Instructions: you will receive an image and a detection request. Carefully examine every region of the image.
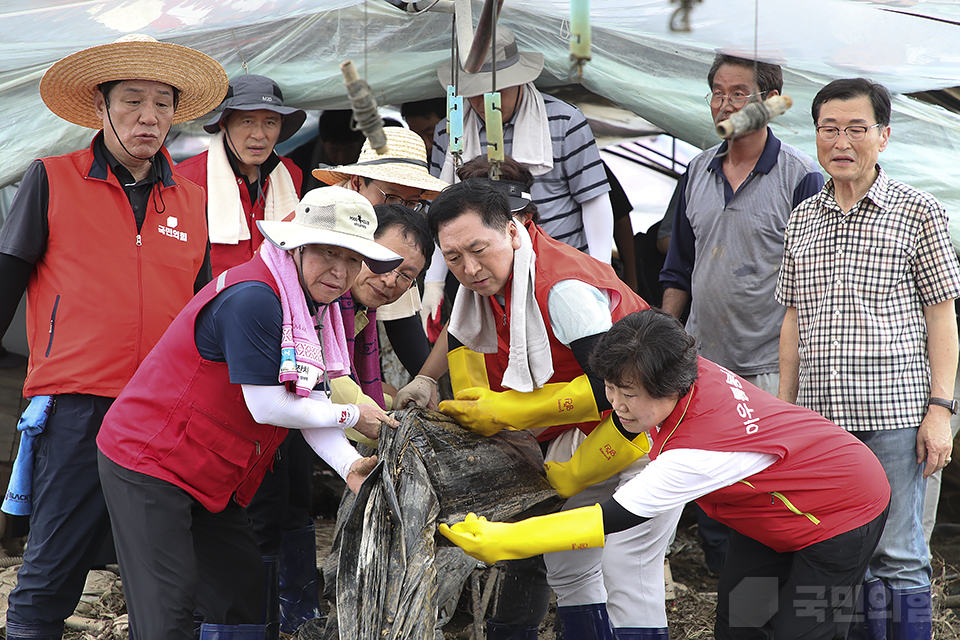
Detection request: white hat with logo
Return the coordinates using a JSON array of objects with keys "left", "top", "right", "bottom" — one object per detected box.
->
[{"left": 257, "top": 186, "right": 402, "bottom": 274}]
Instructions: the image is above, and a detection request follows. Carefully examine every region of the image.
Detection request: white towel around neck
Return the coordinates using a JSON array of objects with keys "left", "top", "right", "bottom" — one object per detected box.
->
[
  {"left": 448, "top": 219, "right": 553, "bottom": 392},
  {"left": 205, "top": 131, "right": 300, "bottom": 245},
  {"left": 439, "top": 82, "right": 553, "bottom": 185}
]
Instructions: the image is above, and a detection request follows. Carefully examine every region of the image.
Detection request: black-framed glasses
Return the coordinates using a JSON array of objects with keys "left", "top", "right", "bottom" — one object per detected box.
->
[
  {"left": 815, "top": 124, "right": 881, "bottom": 142},
  {"left": 370, "top": 183, "right": 427, "bottom": 212},
  {"left": 385, "top": 268, "right": 417, "bottom": 290},
  {"left": 705, "top": 91, "right": 762, "bottom": 108}
]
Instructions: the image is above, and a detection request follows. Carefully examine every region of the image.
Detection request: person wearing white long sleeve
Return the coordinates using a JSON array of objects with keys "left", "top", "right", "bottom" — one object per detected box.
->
[{"left": 96, "top": 187, "right": 402, "bottom": 640}]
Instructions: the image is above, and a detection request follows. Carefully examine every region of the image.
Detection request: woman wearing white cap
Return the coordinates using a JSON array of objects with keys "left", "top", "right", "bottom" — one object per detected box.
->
[{"left": 96, "top": 187, "right": 401, "bottom": 640}]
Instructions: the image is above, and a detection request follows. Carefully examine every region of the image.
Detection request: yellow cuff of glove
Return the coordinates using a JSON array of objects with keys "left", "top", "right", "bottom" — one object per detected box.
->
[
  {"left": 438, "top": 504, "right": 605, "bottom": 564},
  {"left": 545, "top": 414, "right": 651, "bottom": 498}
]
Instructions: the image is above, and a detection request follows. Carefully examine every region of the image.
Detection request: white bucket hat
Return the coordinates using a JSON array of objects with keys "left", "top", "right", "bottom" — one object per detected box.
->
[
  {"left": 40, "top": 34, "right": 228, "bottom": 128},
  {"left": 437, "top": 27, "right": 544, "bottom": 98},
  {"left": 258, "top": 186, "right": 402, "bottom": 274},
  {"left": 312, "top": 127, "right": 450, "bottom": 197}
]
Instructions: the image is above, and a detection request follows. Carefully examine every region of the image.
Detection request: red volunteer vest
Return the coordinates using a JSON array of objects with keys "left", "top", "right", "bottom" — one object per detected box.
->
[
  {"left": 650, "top": 358, "right": 890, "bottom": 552},
  {"left": 97, "top": 255, "right": 286, "bottom": 512},
  {"left": 455, "top": 221, "right": 648, "bottom": 442},
  {"left": 175, "top": 152, "right": 303, "bottom": 278},
  {"left": 25, "top": 141, "right": 207, "bottom": 398}
]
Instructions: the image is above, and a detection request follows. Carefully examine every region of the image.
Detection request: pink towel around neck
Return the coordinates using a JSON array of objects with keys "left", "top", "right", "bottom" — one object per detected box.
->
[{"left": 260, "top": 242, "right": 350, "bottom": 396}]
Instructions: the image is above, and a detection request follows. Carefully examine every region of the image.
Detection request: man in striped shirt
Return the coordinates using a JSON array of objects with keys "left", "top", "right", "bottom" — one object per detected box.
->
[{"left": 424, "top": 27, "right": 614, "bottom": 326}]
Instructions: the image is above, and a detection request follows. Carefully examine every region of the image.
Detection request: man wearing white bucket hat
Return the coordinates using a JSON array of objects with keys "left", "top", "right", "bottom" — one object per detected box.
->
[
  {"left": 97, "top": 186, "right": 401, "bottom": 640},
  {"left": 0, "top": 34, "right": 227, "bottom": 640},
  {"left": 424, "top": 26, "right": 615, "bottom": 333}
]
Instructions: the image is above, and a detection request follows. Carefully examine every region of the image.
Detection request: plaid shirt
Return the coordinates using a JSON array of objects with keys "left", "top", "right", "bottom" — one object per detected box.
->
[{"left": 776, "top": 167, "right": 960, "bottom": 431}]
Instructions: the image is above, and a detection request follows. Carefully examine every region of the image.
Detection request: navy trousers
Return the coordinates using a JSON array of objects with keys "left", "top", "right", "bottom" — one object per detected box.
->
[{"left": 7, "top": 395, "right": 116, "bottom": 639}]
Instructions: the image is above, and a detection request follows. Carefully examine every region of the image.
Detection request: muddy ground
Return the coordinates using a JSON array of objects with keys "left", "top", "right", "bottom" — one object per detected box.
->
[{"left": 3, "top": 481, "right": 960, "bottom": 639}]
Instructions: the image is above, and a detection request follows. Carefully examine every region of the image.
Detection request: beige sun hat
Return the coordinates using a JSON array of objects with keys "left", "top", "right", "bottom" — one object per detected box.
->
[
  {"left": 39, "top": 34, "right": 228, "bottom": 129},
  {"left": 437, "top": 27, "right": 544, "bottom": 98},
  {"left": 312, "top": 127, "right": 450, "bottom": 198},
  {"left": 258, "top": 186, "right": 402, "bottom": 274}
]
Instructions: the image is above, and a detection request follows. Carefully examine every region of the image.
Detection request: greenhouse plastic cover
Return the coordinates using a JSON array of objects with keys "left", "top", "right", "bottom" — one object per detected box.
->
[{"left": 3, "top": 0, "right": 960, "bottom": 245}]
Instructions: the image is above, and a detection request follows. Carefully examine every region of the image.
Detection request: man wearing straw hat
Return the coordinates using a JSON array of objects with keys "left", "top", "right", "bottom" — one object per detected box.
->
[
  {"left": 0, "top": 35, "right": 227, "bottom": 640},
  {"left": 313, "top": 126, "right": 450, "bottom": 376},
  {"left": 424, "top": 26, "right": 614, "bottom": 332},
  {"left": 97, "top": 186, "right": 400, "bottom": 640},
  {"left": 177, "top": 74, "right": 307, "bottom": 279}
]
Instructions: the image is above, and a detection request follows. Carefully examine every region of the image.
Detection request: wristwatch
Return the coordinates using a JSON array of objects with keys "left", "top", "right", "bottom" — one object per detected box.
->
[{"left": 928, "top": 397, "right": 959, "bottom": 415}]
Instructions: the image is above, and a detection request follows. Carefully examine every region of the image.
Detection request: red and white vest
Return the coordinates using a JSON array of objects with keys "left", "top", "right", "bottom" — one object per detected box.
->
[
  {"left": 650, "top": 358, "right": 890, "bottom": 552},
  {"left": 97, "top": 255, "right": 286, "bottom": 512}
]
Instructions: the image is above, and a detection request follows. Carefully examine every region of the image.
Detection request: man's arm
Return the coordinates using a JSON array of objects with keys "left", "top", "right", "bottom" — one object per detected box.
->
[
  {"left": 658, "top": 172, "right": 694, "bottom": 319},
  {"left": 778, "top": 306, "right": 800, "bottom": 403},
  {"left": 661, "top": 288, "right": 690, "bottom": 320},
  {"left": 580, "top": 194, "right": 614, "bottom": 264},
  {"left": 918, "top": 299, "right": 959, "bottom": 477}
]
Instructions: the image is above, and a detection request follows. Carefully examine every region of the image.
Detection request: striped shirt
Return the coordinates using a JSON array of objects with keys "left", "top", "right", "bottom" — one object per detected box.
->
[
  {"left": 430, "top": 92, "right": 609, "bottom": 252},
  {"left": 776, "top": 167, "right": 960, "bottom": 431}
]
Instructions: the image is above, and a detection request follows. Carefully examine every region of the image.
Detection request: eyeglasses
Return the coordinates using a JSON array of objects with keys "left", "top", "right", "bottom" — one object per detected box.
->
[
  {"left": 815, "top": 124, "right": 881, "bottom": 142},
  {"left": 384, "top": 268, "right": 417, "bottom": 290},
  {"left": 705, "top": 91, "right": 762, "bottom": 108},
  {"left": 369, "top": 183, "right": 427, "bottom": 213}
]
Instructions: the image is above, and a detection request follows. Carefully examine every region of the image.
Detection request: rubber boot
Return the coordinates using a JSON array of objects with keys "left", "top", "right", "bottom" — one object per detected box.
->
[
  {"left": 486, "top": 620, "right": 539, "bottom": 639},
  {"left": 888, "top": 586, "right": 932, "bottom": 640},
  {"left": 277, "top": 524, "right": 321, "bottom": 634},
  {"left": 261, "top": 556, "right": 280, "bottom": 640},
  {"left": 848, "top": 578, "right": 888, "bottom": 640},
  {"left": 197, "top": 623, "right": 266, "bottom": 639},
  {"left": 613, "top": 628, "right": 669, "bottom": 639},
  {"left": 556, "top": 603, "right": 614, "bottom": 640}
]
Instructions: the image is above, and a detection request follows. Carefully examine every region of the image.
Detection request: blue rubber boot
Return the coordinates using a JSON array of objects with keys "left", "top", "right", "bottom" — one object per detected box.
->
[
  {"left": 197, "top": 623, "right": 266, "bottom": 639},
  {"left": 613, "top": 628, "right": 669, "bottom": 639},
  {"left": 277, "top": 524, "right": 321, "bottom": 634},
  {"left": 556, "top": 603, "right": 614, "bottom": 640},
  {"left": 261, "top": 556, "right": 279, "bottom": 640},
  {"left": 486, "top": 620, "right": 540, "bottom": 639},
  {"left": 888, "top": 586, "right": 932, "bottom": 640},
  {"left": 848, "top": 578, "right": 888, "bottom": 640}
]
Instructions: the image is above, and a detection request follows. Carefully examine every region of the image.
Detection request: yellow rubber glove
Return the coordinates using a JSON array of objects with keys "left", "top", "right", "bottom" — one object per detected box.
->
[
  {"left": 439, "top": 375, "right": 601, "bottom": 436},
  {"left": 544, "top": 414, "right": 652, "bottom": 498},
  {"left": 329, "top": 376, "right": 380, "bottom": 448},
  {"left": 438, "top": 504, "right": 605, "bottom": 564}
]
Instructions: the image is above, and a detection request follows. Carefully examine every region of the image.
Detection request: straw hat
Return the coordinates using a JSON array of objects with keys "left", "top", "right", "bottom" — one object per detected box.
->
[
  {"left": 203, "top": 74, "right": 307, "bottom": 143},
  {"left": 258, "top": 186, "right": 403, "bottom": 274},
  {"left": 437, "top": 27, "right": 544, "bottom": 98},
  {"left": 312, "top": 128, "right": 450, "bottom": 198},
  {"left": 39, "top": 34, "right": 228, "bottom": 129}
]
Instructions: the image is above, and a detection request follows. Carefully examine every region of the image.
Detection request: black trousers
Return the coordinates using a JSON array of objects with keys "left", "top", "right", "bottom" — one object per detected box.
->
[
  {"left": 715, "top": 507, "right": 888, "bottom": 640},
  {"left": 246, "top": 429, "right": 314, "bottom": 556},
  {"left": 98, "top": 452, "right": 263, "bottom": 640},
  {"left": 7, "top": 395, "right": 116, "bottom": 637}
]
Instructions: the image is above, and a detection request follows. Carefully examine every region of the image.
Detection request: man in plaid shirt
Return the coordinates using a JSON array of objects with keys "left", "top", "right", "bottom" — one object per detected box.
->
[{"left": 776, "top": 77, "right": 960, "bottom": 640}]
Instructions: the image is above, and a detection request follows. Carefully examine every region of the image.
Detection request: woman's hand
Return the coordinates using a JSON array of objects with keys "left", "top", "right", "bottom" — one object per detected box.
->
[
  {"left": 352, "top": 403, "right": 400, "bottom": 440},
  {"left": 346, "top": 455, "right": 378, "bottom": 493}
]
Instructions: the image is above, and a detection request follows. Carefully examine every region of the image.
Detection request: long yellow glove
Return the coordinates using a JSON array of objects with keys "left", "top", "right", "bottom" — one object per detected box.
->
[
  {"left": 544, "top": 414, "right": 651, "bottom": 498},
  {"left": 438, "top": 375, "right": 601, "bottom": 437},
  {"left": 329, "top": 376, "right": 380, "bottom": 448},
  {"left": 438, "top": 504, "right": 605, "bottom": 564}
]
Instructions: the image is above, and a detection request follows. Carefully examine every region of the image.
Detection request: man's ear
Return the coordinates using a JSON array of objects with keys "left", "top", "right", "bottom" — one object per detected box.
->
[
  {"left": 508, "top": 221, "right": 522, "bottom": 250},
  {"left": 93, "top": 90, "right": 108, "bottom": 120}
]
